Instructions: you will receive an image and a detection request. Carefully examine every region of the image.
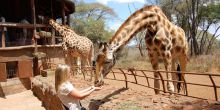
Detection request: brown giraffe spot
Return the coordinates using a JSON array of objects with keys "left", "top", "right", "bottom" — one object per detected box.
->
[
  {"left": 165, "top": 31, "right": 170, "bottom": 38},
  {"left": 167, "top": 23, "right": 171, "bottom": 30},
  {"left": 175, "top": 46, "right": 182, "bottom": 52},
  {"left": 160, "top": 44, "right": 166, "bottom": 51},
  {"left": 124, "top": 26, "right": 130, "bottom": 33},
  {"left": 140, "top": 8, "right": 144, "bottom": 12},
  {"left": 164, "top": 38, "right": 170, "bottom": 44},
  {"left": 172, "top": 38, "right": 176, "bottom": 45},
  {"left": 170, "top": 29, "right": 176, "bottom": 36},
  {"left": 149, "top": 53, "right": 153, "bottom": 58},
  {"left": 171, "top": 49, "right": 174, "bottom": 54},
  {"left": 165, "top": 52, "right": 171, "bottom": 59},
  {"left": 117, "top": 36, "right": 121, "bottom": 42},
  {"left": 157, "top": 52, "right": 161, "bottom": 56},
  {"left": 162, "top": 53, "right": 165, "bottom": 57},
  {"left": 153, "top": 48, "right": 158, "bottom": 51},
  {"left": 133, "top": 20, "right": 139, "bottom": 25},
  {"left": 154, "top": 37, "right": 161, "bottom": 45},
  {"left": 143, "top": 13, "right": 155, "bottom": 20},
  {"left": 163, "top": 19, "right": 166, "bottom": 26},
  {"left": 157, "top": 15, "right": 161, "bottom": 21},
  {"left": 146, "top": 38, "right": 153, "bottom": 46},
  {"left": 149, "top": 21, "right": 157, "bottom": 25},
  {"left": 152, "top": 64, "right": 158, "bottom": 69}
]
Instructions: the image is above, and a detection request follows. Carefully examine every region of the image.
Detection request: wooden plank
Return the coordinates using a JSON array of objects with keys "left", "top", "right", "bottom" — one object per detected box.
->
[
  {"left": 0, "top": 63, "right": 7, "bottom": 82},
  {"left": 18, "top": 60, "right": 33, "bottom": 78}
]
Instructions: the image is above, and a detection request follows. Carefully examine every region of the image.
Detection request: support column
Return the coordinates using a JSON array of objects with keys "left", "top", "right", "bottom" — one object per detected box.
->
[
  {"left": 67, "top": 15, "right": 70, "bottom": 26},
  {"left": 1, "top": 17, "right": 7, "bottom": 48},
  {"left": 61, "top": 0, "right": 66, "bottom": 25},
  {"left": 31, "top": 0, "right": 39, "bottom": 76},
  {"left": 31, "top": 0, "right": 37, "bottom": 52},
  {"left": 1, "top": 29, "right": 5, "bottom": 48}
]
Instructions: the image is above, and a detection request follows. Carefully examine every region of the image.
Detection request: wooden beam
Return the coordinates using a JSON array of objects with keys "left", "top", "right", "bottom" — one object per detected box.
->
[{"left": 0, "top": 22, "right": 48, "bottom": 28}]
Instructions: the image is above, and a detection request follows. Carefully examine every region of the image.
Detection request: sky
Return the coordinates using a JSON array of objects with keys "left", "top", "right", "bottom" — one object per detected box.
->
[
  {"left": 83, "top": 0, "right": 220, "bottom": 40},
  {"left": 84, "top": 0, "right": 146, "bottom": 30}
]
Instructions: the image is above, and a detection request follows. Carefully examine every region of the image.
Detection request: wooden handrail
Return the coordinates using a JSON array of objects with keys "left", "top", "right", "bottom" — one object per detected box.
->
[{"left": 0, "top": 22, "right": 48, "bottom": 28}]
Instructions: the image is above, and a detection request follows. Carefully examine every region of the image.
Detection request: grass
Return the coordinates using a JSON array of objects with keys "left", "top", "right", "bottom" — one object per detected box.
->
[{"left": 115, "top": 47, "right": 220, "bottom": 72}]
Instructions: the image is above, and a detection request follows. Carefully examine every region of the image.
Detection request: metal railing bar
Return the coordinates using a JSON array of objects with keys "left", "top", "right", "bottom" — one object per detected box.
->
[{"left": 209, "top": 75, "right": 218, "bottom": 101}]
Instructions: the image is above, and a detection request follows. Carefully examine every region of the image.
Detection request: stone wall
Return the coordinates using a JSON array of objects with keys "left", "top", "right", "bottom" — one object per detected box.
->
[{"left": 31, "top": 76, "right": 64, "bottom": 110}]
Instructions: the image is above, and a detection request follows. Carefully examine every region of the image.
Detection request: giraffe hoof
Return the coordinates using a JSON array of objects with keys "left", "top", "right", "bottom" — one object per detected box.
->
[{"left": 94, "top": 80, "right": 104, "bottom": 87}]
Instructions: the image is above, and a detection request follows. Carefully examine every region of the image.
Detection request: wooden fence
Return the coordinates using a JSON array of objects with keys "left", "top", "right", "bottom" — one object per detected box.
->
[
  {"left": 80, "top": 66, "right": 220, "bottom": 101},
  {"left": 39, "top": 63, "right": 220, "bottom": 101}
]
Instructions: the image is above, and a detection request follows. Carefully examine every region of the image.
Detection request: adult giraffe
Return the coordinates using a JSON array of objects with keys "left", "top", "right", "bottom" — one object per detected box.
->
[{"left": 94, "top": 5, "right": 188, "bottom": 94}]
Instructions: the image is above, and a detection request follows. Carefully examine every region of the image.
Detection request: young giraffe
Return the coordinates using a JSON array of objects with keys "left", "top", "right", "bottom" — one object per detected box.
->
[
  {"left": 49, "top": 19, "right": 94, "bottom": 79},
  {"left": 94, "top": 5, "right": 188, "bottom": 94}
]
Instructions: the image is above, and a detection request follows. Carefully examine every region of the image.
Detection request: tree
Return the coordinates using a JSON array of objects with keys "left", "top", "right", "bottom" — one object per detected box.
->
[
  {"left": 70, "top": 0, "right": 116, "bottom": 42},
  {"left": 155, "top": 0, "right": 220, "bottom": 55}
]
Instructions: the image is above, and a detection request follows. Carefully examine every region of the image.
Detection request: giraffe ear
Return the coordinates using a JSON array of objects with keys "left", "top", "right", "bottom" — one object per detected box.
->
[
  {"left": 98, "top": 42, "right": 103, "bottom": 49},
  {"left": 103, "top": 42, "right": 107, "bottom": 46}
]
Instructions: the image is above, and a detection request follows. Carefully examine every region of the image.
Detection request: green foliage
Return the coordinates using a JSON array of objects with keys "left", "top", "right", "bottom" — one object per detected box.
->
[
  {"left": 199, "top": 3, "right": 220, "bottom": 23},
  {"left": 70, "top": 0, "right": 116, "bottom": 42},
  {"left": 75, "top": 1, "right": 116, "bottom": 20}
]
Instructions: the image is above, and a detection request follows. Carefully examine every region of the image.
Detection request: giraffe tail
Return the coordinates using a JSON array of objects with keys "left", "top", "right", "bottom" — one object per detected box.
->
[{"left": 177, "top": 64, "right": 182, "bottom": 93}]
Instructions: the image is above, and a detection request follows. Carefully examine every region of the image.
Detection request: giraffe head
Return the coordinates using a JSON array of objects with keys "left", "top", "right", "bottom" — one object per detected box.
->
[
  {"left": 94, "top": 42, "right": 116, "bottom": 86},
  {"left": 49, "top": 19, "right": 55, "bottom": 25}
]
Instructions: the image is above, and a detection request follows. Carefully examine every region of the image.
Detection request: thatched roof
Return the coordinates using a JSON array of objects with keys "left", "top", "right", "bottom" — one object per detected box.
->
[{"left": 0, "top": 0, "right": 75, "bottom": 23}]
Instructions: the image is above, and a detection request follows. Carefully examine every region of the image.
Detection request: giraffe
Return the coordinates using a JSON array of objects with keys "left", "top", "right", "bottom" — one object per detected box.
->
[
  {"left": 94, "top": 5, "right": 188, "bottom": 94},
  {"left": 49, "top": 19, "right": 94, "bottom": 80}
]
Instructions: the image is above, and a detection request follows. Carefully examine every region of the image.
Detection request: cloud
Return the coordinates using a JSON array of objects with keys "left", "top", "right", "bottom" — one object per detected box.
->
[{"left": 97, "top": 0, "right": 145, "bottom": 5}]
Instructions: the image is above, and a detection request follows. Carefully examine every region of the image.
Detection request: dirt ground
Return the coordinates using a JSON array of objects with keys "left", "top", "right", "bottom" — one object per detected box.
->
[
  {"left": 71, "top": 75, "right": 220, "bottom": 110},
  {"left": 0, "top": 70, "right": 220, "bottom": 110},
  {"left": 0, "top": 90, "right": 45, "bottom": 110}
]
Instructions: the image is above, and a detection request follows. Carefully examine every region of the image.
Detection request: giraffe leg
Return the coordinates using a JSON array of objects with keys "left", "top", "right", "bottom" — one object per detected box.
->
[
  {"left": 64, "top": 52, "right": 73, "bottom": 74},
  {"left": 148, "top": 53, "right": 160, "bottom": 94},
  {"left": 86, "top": 58, "right": 93, "bottom": 82},
  {"left": 178, "top": 55, "right": 187, "bottom": 93},
  {"left": 163, "top": 52, "right": 174, "bottom": 93},
  {"left": 76, "top": 57, "right": 82, "bottom": 75},
  {"left": 171, "top": 59, "right": 178, "bottom": 93}
]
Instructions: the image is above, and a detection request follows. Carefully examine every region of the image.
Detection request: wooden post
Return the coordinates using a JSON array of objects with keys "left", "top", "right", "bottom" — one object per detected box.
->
[
  {"left": 67, "top": 15, "right": 70, "bottom": 26},
  {"left": 1, "top": 30, "right": 5, "bottom": 48},
  {"left": 31, "top": 0, "right": 37, "bottom": 52},
  {"left": 209, "top": 75, "right": 218, "bottom": 101},
  {"left": 52, "top": 29, "right": 55, "bottom": 45},
  {"left": 1, "top": 17, "right": 7, "bottom": 48},
  {"left": 61, "top": 0, "right": 66, "bottom": 25},
  {"left": 157, "top": 71, "right": 166, "bottom": 93},
  {"left": 141, "top": 71, "right": 150, "bottom": 87},
  {"left": 128, "top": 68, "right": 137, "bottom": 84},
  {"left": 119, "top": 68, "right": 128, "bottom": 88},
  {"left": 31, "top": 0, "right": 39, "bottom": 76}
]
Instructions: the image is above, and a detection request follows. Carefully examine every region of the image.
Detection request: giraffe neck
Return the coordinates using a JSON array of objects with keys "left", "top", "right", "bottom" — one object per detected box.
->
[
  {"left": 109, "top": 6, "right": 164, "bottom": 52},
  {"left": 49, "top": 20, "right": 75, "bottom": 38}
]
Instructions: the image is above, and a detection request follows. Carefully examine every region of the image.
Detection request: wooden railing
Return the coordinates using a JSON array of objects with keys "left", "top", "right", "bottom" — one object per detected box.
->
[
  {"left": 78, "top": 66, "right": 220, "bottom": 101},
  {"left": 38, "top": 63, "right": 220, "bottom": 101}
]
